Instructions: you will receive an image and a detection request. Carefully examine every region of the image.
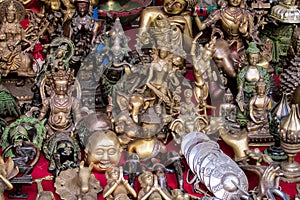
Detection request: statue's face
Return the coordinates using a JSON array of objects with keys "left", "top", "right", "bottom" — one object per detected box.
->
[
  {"left": 256, "top": 85, "right": 266, "bottom": 95},
  {"left": 142, "top": 172, "right": 154, "bottom": 186},
  {"left": 247, "top": 53, "right": 259, "bottom": 66},
  {"left": 76, "top": 2, "right": 89, "bottom": 17},
  {"left": 85, "top": 131, "right": 121, "bottom": 172},
  {"left": 6, "top": 12, "right": 15, "bottom": 23},
  {"left": 163, "top": 0, "right": 187, "bottom": 15},
  {"left": 228, "top": 0, "right": 242, "bottom": 7},
  {"left": 54, "top": 81, "right": 68, "bottom": 95}
]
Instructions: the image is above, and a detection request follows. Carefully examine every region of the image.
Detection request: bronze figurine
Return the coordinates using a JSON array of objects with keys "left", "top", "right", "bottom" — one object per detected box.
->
[
  {"left": 54, "top": 161, "right": 102, "bottom": 200},
  {"left": 38, "top": 64, "right": 81, "bottom": 136},
  {"left": 0, "top": 157, "right": 19, "bottom": 200},
  {"left": 43, "top": 132, "right": 81, "bottom": 176},
  {"left": 33, "top": 176, "right": 55, "bottom": 200},
  {"left": 103, "top": 166, "right": 137, "bottom": 199}
]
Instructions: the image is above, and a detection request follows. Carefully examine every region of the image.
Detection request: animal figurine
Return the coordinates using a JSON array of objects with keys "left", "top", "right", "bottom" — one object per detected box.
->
[{"left": 54, "top": 161, "right": 102, "bottom": 200}]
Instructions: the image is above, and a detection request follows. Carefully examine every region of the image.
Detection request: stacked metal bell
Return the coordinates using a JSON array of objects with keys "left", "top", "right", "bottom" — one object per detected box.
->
[{"left": 181, "top": 132, "right": 248, "bottom": 199}]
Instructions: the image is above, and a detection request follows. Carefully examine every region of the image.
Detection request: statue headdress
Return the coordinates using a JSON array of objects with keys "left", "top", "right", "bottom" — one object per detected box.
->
[{"left": 246, "top": 42, "right": 260, "bottom": 54}]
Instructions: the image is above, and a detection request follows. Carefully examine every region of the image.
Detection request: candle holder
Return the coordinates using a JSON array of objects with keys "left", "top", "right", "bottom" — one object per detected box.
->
[{"left": 279, "top": 104, "right": 300, "bottom": 182}]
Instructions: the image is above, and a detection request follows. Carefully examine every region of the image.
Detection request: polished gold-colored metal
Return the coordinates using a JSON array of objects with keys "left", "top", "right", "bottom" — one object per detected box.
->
[
  {"left": 194, "top": 0, "right": 255, "bottom": 55},
  {"left": 103, "top": 166, "right": 137, "bottom": 199},
  {"left": 139, "top": 0, "right": 197, "bottom": 52},
  {"left": 54, "top": 161, "right": 102, "bottom": 199},
  {"left": 84, "top": 130, "right": 122, "bottom": 172},
  {"left": 38, "top": 66, "right": 81, "bottom": 136},
  {"left": 0, "top": 157, "right": 19, "bottom": 199},
  {"left": 137, "top": 171, "right": 172, "bottom": 200},
  {"left": 0, "top": 0, "right": 35, "bottom": 77},
  {"left": 247, "top": 79, "right": 272, "bottom": 133},
  {"left": 219, "top": 128, "right": 249, "bottom": 162},
  {"left": 279, "top": 104, "right": 300, "bottom": 182},
  {"left": 33, "top": 176, "right": 55, "bottom": 200}
]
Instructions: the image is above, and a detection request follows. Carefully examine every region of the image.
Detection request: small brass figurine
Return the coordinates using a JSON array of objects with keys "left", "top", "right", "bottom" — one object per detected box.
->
[
  {"left": 103, "top": 166, "right": 137, "bottom": 200},
  {"left": 236, "top": 42, "right": 270, "bottom": 127},
  {"left": 138, "top": 0, "right": 198, "bottom": 53},
  {"left": 246, "top": 79, "right": 272, "bottom": 138},
  {"left": 84, "top": 130, "right": 122, "bottom": 172},
  {"left": 138, "top": 171, "right": 172, "bottom": 200},
  {"left": 194, "top": 0, "right": 255, "bottom": 55},
  {"left": 33, "top": 176, "right": 55, "bottom": 200},
  {"left": 0, "top": 157, "right": 19, "bottom": 200},
  {"left": 38, "top": 65, "right": 81, "bottom": 136},
  {"left": 63, "top": 0, "right": 104, "bottom": 67},
  {"left": 219, "top": 89, "right": 240, "bottom": 130},
  {"left": 0, "top": 0, "right": 35, "bottom": 77},
  {"left": 95, "top": 17, "right": 131, "bottom": 111},
  {"left": 43, "top": 132, "right": 81, "bottom": 176},
  {"left": 54, "top": 161, "right": 102, "bottom": 200}
]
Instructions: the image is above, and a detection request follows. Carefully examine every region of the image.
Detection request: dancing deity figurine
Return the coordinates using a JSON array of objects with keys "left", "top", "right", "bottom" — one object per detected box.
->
[
  {"left": 0, "top": 0, "right": 34, "bottom": 77},
  {"left": 38, "top": 65, "right": 81, "bottom": 136},
  {"left": 194, "top": 0, "right": 255, "bottom": 55},
  {"left": 247, "top": 79, "right": 272, "bottom": 135},
  {"left": 103, "top": 166, "right": 137, "bottom": 200},
  {"left": 236, "top": 42, "right": 270, "bottom": 127},
  {"left": 138, "top": 0, "right": 198, "bottom": 52},
  {"left": 95, "top": 17, "right": 131, "bottom": 111}
]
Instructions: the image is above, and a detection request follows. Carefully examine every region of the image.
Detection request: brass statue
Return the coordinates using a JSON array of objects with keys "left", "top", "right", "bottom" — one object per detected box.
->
[
  {"left": 84, "top": 130, "right": 122, "bottom": 172},
  {"left": 63, "top": 0, "right": 104, "bottom": 68},
  {"left": 0, "top": 157, "right": 19, "bottom": 200},
  {"left": 33, "top": 176, "right": 55, "bottom": 200},
  {"left": 103, "top": 166, "right": 137, "bottom": 200},
  {"left": 0, "top": 0, "right": 35, "bottom": 77},
  {"left": 138, "top": 0, "right": 198, "bottom": 52},
  {"left": 247, "top": 79, "right": 272, "bottom": 134},
  {"left": 236, "top": 42, "right": 270, "bottom": 127},
  {"left": 54, "top": 161, "right": 102, "bottom": 200},
  {"left": 38, "top": 65, "right": 81, "bottom": 136},
  {"left": 43, "top": 132, "right": 81, "bottom": 176},
  {"left": 194, "top": 0, "right": 255, "bottom": 55},
  {"left": 95, "top": 17, "right": 131, "bottom": 111},
  {"left": 137, "top": 171, "right": 172, "bottom": 200},
  {"left": 127, "top": 108, "right": 167, "bottom": 162},
  {"left": 219, "top": 89, "right": 240, "bottom": 130}
]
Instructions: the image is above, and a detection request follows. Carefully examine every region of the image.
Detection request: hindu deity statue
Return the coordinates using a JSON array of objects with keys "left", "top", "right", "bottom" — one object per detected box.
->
[
  {"left": 0, "top": 0, "right": 35, "bottom": 78},
  {"left": 138, "top": 0, "right": 198, "bottom": 53},
  {"left": 63, "top": 0, "right": 104, "bottom": 69},
  {"left": 38, "top": 65, "right": 81, "bottom": 136},
  {"left": 194, "top": 0, "right": 255, "bottom": 57},
  {"left": 95, "top": 17, "right": 131, "bottom": 111}
]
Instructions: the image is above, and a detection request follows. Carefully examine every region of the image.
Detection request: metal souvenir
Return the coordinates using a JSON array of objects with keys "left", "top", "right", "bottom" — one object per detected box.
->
[
  {"left": 84, "top": 130, "right": 122, "bottom": 172},
  {"left": 182, "top": 132, "right": 248, "bottom": 199},
  {"left": 43, "top": 132, "right": 81, "bottom": 176},
  {"left": 54, "top": 161, "right": 102, "bottom": 200},
  {"left": 279, "top": 104, "right": 300, "bottom": 182},
  {"left": 103, "top": 166, "right": 137, "bottom": 200},
  {"left": 0, "top": 157, "right": 19, "bottom": 200},
  {"left": 33, "top": 176, "right": 55, "bottom": 200},
  {"left": 270, "top": 0, "right": 300, "bottom": 23}
]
